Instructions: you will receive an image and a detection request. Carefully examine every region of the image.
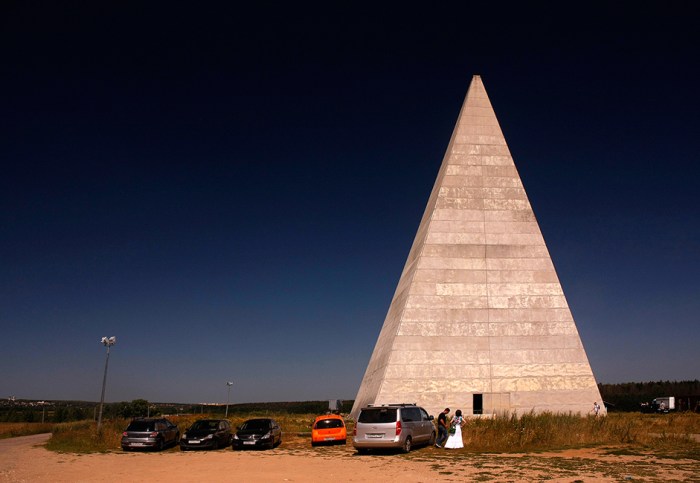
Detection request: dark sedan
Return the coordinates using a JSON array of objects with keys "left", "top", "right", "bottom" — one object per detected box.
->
[
  {"left": 231, "top": 418, "right": 282, "bottom": 450},
  {"left": 180, "top": 419, "right": 232, "bottom": 450}
]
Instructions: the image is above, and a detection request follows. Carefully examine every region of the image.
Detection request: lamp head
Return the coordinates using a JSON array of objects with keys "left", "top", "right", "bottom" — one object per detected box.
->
[{"left": 101, "top": 336, "right": 116, "bottom": 347}]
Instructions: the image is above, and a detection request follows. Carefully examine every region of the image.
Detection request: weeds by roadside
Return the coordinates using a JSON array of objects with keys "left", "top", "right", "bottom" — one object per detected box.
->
[
  {"left": 0, "top": 422, "right": 54, "bottom": 439},
  {"left": 47, "top": 420, "right": 124, "bottom": 453},
  {"left": 463, "top": 411, "right": 700, "bottom": 453}
]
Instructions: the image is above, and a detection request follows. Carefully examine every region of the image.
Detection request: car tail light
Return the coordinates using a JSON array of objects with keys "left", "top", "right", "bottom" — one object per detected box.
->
[
  {"left": 395, "top": 421, "right": 402, "bottom": 436},
  {"left": 122, "top": 432, "right": 128, "bottom": 436},
  {"left": 150, "top": 432, "right": 158, "bottom": 437}
]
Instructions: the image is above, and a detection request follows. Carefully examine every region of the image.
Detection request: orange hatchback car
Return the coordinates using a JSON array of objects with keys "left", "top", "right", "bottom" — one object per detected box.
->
[{"left": 311, "top": 414, "right": 347, "bottom": 446}]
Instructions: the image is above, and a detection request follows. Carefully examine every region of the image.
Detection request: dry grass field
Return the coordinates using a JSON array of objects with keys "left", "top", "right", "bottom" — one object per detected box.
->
[{"left": 0, "top": 422, "right": 54, "bottom": 439}]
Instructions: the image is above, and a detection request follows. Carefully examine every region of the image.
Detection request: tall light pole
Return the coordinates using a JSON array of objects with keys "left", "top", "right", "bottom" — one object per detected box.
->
[
  {"left": 225, "top": 381, "right": 233, "bottom": 417},
  {"left": 97, "top": 336, "right": 116, "bottom": 431}
]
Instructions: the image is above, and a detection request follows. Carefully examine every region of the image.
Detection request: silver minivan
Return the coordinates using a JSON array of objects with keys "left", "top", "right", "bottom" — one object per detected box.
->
[{"left": 353, "top": 404, "right": 435, "bottom": 453}]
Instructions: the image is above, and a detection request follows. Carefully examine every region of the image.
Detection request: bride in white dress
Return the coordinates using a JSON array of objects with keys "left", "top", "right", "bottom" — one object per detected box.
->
[{"left": 444, "top": 409, "right": 465, "bottom": 449}]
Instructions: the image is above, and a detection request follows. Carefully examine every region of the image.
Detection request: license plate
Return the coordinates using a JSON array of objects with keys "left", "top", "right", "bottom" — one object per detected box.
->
[
  {"left": 188, "top": 440, "right": 200, "bottom": 444},
  {"left": 367, "top": 434, "right": 383, "bottom": 438},
  {"left": 131, "top": 442, "right": 145, "bottom": 446},
  {"left": 324, "top": 437, "right": 336, "bottom": 441},
  {"left": 243, "top": 441, "right": 256, "bottom": 445}
]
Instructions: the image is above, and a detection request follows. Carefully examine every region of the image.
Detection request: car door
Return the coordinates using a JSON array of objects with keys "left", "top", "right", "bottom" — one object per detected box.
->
[
  {"left": 155, "top": 421, "right": 167, "bottom": 444},
  {"left": 217, "top": 421, "right": 230, "bottom": 445},
  {"left": 271, "top": 419, "right": 281, "bottom": 443},
  {"left": 401, "top": 408, "right": 419, "bottom": 442},
  {"left": 409, "top": 408, "right": 427, "bottom": 442},
  {"left": 164, "top": 420, "right": 178, "bottom": 444},
  {"left": 419, "top": 408, "right": 433, "bottom": 441}
]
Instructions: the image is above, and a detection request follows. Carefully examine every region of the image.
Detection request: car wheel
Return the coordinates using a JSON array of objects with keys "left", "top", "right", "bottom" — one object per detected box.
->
[
  {"left": 357, "top": 448, "right": 369, "bottom": 455},
  {"left": 157, "top": 437, "right": 165, "bottom": 451},
  {"left": 212, "top": 439, "right": 219, "bottom": 450},
  {"left": 428, "top": 431, "right": 436, "bottom": 446},
  {"left": 402, "top": 436, "right": 412, "bottom": 453}
]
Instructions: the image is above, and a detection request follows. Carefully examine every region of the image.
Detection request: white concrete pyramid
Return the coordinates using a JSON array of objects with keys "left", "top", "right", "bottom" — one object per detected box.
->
[{"left": 352, "top": 75, "right": 603, "bottom": 419}]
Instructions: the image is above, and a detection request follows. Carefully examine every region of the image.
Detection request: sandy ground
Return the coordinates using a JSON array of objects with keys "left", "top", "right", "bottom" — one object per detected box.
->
[{"left": 1, "top": 433, "right": 699, "bottom": 482}]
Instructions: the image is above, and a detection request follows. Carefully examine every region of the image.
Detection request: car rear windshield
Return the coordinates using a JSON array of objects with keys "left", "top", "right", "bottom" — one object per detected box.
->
[
  {"left": 241, "top": 420, "right": 270, "bottom": 431},
  {"left": 126, "top": 421, "right": 155, "bottom": 431},
  {"left": 191, "top": 421, "right": 219, "bottom": 431},
  {"left": 358, "top": 408, "right": 397, "bottom": 424},
  {"left": 314, "top": 418, "right": 344, "bottom": 429}
]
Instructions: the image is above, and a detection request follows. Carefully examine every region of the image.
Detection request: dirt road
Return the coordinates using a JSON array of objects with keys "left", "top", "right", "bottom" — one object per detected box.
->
[{"left": 1, "top": 433, "right": 698, "bottom": 482}]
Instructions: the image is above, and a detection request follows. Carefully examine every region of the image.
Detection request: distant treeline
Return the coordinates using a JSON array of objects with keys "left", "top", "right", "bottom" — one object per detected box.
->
[
  {"left": 599, "top": 380, "right": 700, "bottom": 412},
  {"left": 0, "top": 399, "right": 355, "bottom": 423},
  {"left": 0, "top": 403, "right": 93, "bottom": 423},
  {"left": 223, "top": 400, "right": 354, "bottom": 415},
  {"left": 4, "top": 381, "right": 700, "bottom": 423}
]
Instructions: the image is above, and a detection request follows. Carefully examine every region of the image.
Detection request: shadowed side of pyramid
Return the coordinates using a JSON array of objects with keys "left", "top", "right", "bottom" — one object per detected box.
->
[{"left": 351, "top": 75, "right": 603, "bottom": 419}]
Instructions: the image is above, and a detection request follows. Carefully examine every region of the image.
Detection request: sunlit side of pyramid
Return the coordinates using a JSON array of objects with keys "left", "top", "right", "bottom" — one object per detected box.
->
[{"left": 352, "top": 75, "right": 603, "bottom": 418}]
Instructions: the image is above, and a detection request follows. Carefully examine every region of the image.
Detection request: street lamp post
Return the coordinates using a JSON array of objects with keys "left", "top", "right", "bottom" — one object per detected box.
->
[
  {"left": 225, "top": 381, "right": 233, "bottom": 417},
  {"left": 97, "top": 336, "right": 116, "bottom": 431}
]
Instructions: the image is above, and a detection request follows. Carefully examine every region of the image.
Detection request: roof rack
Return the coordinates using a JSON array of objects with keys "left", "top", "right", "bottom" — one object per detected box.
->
[{"left": 366, "top": 403, "right": 417, "bottom": 407}]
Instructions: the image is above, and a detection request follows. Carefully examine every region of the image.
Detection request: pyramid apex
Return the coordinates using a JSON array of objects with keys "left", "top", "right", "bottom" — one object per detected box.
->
[{"left": 469, "top": 74, "right": 487, "bottom": 92}]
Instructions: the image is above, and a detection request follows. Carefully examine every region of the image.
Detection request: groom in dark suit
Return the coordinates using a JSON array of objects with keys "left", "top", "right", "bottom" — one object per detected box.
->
[{"left": 435, "top": 408, "right": 450, "bottom": 448}]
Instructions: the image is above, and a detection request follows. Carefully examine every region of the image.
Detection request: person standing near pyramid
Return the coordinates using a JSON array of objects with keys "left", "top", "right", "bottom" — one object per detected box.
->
[
  {"left": 435, "top": 407, "right": 450, "bottom": 448},
  {"left": 444, "top": 409, "right": 466, "bottom": 449}
]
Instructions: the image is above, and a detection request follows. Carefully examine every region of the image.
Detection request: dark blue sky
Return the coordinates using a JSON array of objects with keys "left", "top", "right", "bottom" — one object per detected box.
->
[{"left": 1, "top": 2, "right": 698, "bottom": 404}]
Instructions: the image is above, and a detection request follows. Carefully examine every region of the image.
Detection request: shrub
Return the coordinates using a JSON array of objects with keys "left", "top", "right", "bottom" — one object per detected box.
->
[{"left": 463, "top": 412, "right": 700, "bottom": 453}]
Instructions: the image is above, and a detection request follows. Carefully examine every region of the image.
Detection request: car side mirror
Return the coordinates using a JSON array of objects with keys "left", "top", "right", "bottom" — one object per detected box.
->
[{"left": 428, "top": 415, "right": 434, "bottom": 421}]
